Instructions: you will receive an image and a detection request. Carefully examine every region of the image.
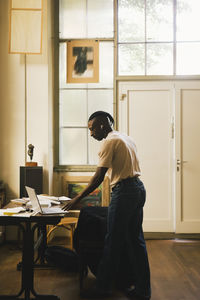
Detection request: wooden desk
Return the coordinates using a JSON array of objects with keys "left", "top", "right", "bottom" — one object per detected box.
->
[{"left": 0, "top": 204, "right": 62, "bottom": 300}]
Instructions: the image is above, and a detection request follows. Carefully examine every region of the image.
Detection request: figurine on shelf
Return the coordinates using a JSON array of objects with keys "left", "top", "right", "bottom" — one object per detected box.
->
[
  {"left": 28, "top": 144, "right": 34, "bottom": 161},
  {"left": 26, "top": 144, "right": 37, "bottom": 167}
]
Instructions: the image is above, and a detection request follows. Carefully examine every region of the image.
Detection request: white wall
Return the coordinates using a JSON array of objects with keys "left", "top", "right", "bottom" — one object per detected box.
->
[{"left": 0, "top": 0, "right": 54, "bottom": 203}]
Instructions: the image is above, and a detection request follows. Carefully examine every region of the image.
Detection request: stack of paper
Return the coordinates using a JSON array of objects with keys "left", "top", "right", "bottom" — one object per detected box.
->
[{"left": 0, "top": 207, "right": 26, "bottom": 216}]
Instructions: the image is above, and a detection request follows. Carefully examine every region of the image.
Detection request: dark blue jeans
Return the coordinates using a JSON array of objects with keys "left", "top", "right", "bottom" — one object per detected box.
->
[{"left": 96, "top": 177, "right": 151, "bottom": 297}]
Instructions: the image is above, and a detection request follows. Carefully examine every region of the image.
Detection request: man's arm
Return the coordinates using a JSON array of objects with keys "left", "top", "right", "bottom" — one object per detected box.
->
[{"left": 63, "top": 167, "right": 108, "bottom": 210}]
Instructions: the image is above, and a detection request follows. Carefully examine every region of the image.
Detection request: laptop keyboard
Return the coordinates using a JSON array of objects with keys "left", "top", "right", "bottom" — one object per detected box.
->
[{"left": 42, "top": 207, "right": 65, "bottom": 214}]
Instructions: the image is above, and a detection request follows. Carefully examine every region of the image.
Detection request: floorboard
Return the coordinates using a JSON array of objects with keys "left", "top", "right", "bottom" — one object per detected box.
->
[{"left": 0, "top": 239, "right": 200, "bottom": 299}]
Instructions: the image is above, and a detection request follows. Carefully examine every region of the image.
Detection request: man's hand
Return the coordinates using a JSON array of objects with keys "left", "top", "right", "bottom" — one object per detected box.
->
[
  {"left": 62, "top": 167, "right": 108, "bottom": 211},
  {"left": 63, "top": 196, "right": 80, "bottom": 211}
]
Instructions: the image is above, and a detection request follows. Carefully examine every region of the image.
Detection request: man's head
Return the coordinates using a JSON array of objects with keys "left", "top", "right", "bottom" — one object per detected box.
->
[{"left": 88, "top": 111, "right": 114, "bottom": 141}]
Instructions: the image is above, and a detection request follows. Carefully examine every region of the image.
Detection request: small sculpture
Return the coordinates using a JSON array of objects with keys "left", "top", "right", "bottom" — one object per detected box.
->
[
  {"left": 26, "top": 144, "right": 37, "bottom": 166},
  {"left": 28, "top": 144, "right": 34, "bottom": 161}
]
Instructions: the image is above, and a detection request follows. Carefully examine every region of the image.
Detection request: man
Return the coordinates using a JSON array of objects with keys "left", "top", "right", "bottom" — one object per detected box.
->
[{"left": 63, "top": 111, "right": 151, "bottom": 299}]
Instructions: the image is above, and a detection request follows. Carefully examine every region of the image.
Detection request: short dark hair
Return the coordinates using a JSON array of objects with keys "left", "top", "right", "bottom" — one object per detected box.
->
[{"left": 88, "top": 111, "right": 114, "bottom": 125}]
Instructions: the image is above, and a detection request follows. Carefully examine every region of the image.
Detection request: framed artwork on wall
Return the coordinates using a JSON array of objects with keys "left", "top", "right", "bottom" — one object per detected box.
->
[
  {"left": 62, "top": 176, "right": 110, "bottom": 209},
  {"left": 67, "top": 40, "right": 99, "bottom": 83},
  {"left": 68, "top": 182, "right": 102, "bottom": 208}
]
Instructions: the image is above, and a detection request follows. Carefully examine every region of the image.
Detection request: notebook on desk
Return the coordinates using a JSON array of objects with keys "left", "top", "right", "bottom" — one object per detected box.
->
[{"left": 25, "top": 186, "right": 68, "bottom": 215}]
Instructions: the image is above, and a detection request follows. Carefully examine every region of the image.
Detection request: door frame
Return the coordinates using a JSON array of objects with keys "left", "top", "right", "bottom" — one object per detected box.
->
[{"left": 175, "top": 81, "right": 200, "bottom": 233}]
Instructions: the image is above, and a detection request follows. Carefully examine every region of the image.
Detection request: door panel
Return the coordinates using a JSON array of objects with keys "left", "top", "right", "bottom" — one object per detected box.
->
[
  {"left": 175, "top": 83, "right": 200, "bottom": 233},
  {"left": 118, "top": 82, "right": 174, "bottom": 232}
]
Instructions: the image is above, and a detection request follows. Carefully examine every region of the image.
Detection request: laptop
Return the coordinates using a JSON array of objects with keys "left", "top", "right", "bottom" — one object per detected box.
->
[{"left": 25, "top": 186, "right": 68, "bottom": 215}]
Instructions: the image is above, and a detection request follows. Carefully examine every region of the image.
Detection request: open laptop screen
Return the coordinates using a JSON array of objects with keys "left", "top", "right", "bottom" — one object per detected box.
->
[
  {"left": 25, "top": 186, "right": 68, "bottom": 215},
  {"left": 25, "top": 186, "right": 42, "bottom": 213}
]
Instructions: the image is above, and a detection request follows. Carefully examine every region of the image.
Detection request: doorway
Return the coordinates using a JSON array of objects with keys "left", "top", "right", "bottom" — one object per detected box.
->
[{"left": 118, "top": 81, "right": 200, "bottom": 233}]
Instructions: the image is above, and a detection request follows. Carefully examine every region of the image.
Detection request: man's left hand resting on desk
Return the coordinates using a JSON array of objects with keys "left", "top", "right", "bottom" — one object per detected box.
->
[{"left": 63, "top": 167, "right": 108, "bottom": 211}]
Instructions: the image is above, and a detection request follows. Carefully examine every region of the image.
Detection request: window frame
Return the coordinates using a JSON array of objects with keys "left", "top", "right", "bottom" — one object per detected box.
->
[
  {"left": 54, "top": 0, "right": 116, "bottom": 172},
  {"left": 117, "top": 0, "right": 200, "bottom": 78},
  {"left": 54, "top": 0, "right": 200, "bottom": 172}
]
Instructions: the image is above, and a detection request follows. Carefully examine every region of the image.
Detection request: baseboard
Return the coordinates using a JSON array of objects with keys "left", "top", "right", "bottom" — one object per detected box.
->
[{"left": 144, "top": 232, "right": 200, "bottom": 240}]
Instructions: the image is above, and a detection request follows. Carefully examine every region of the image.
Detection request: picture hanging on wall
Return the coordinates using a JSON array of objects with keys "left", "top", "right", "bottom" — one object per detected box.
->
[
  {"left": 63, "top": 176, "right": 110, "bottom": 208},
  {"left": 68, "top": 183, "right": 102, "bottom": 208},
  {"left": 67, "top": 40, "right": 99, "bottom": 83}
]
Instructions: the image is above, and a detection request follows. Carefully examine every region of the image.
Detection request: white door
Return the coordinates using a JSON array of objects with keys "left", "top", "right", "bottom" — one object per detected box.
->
[
  {"left": 175, "top": 82, "right": 200, "bottom": 233},
  {"left": 118, "top": 82, "right": 175, "bottom": 232}
]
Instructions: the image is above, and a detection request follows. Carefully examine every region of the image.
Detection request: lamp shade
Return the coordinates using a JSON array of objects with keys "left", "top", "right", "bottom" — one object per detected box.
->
[{"left": 9, "top": 0, "right": 43, "bottom": 54}]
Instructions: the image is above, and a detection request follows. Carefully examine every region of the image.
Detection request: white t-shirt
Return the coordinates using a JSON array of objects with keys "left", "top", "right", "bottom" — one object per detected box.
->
[{"left": 97, "top": 131, "right": 141, "bottom": 187}]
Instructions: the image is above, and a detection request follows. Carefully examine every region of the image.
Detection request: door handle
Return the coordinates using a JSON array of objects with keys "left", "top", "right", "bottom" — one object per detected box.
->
[
  {"left": 177, "top": 159, "right": 188, "bottom": 171},
  {"left": 177, "top": 159, "right": 188, "bottom": 165}
]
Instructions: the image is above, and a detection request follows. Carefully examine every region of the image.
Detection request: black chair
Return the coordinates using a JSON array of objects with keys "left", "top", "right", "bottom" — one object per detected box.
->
[{"left": 73, "top": 206, "right": 108, "bottom": 290}]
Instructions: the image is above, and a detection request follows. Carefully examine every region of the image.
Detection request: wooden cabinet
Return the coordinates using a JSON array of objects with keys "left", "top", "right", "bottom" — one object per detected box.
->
[{"left": 20, "top": 166, "right": 43, "bottom": 198}]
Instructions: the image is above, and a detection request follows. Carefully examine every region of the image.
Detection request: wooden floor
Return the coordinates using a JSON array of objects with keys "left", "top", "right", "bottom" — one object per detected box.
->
[{"left": 0, "top": 239, "right": 200, "bottom": 300}]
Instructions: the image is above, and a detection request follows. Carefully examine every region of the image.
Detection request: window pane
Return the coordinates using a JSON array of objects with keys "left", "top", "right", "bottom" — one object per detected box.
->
[
  {"left": 177, "top": 0, "right": 200, "bottom": 41},
  {"left": 60, "top": 128, "right": 87, "bottom": 165},
  {"left": 146, "top": 0, "right": 173, "bottom": 42},
  {"left": 88, "top": 90, "right": 113, "bottom": 118},
  {"left": 176, "top": 42, "right": 200, "bottom": 75},
  {"left": 88, "top": 134, "right": 103, "bottom": 165},
  {"left": 59, "top": 0, "right": 87, "bottom": 39},
  {"left": 118, "top": 44, "right": 145, "bottom": 75},
  {"left": 59, "top": 0, "right": 113, "bottom": 39},
  {"left": 88, "top": 89, "right": 113, "bottom": 164},
  {"left": 87, "top": 0, "right": 114, "bottom": 38},
  {"left": 60, "top": 90, "right": 87, "bottom": 126},
  {"left": 118, "top": 0, "right": 145, "bottom": 42},
  {"left": 147, "top": 43, "right": 173, "bottom": 75},
  {"left": 88, "top": 42, "right": 114, "bottom": 88}
]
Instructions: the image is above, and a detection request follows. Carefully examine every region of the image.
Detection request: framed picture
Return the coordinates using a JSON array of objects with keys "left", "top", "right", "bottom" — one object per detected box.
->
[
  {"left": 62, "top": 176, "right": 110, "bottom": 209},
  {"left": 68, "top": 183, "right": 102, "bottom": 208},
  {"left": 67, "top": 40, "right": 99, "bottom": 83}
]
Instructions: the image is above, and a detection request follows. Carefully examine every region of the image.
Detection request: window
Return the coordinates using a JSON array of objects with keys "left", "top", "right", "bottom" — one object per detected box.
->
[
  {"left": 58, "top": 0, "right": 114, "bottom": 169},
  {"left": 56, "top": 0, "right": 200, "bottom": 170},
  {"left": 118, "top": 0, "right": 200, "bottom": 76}
]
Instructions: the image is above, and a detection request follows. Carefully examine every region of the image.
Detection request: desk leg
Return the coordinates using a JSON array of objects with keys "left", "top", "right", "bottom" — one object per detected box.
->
[
  {"left": 24, "top": 223, "right": 60, "bottom": 300},
  {"left": 21, "top": 221, "right": 34, "bottom": 298},
  {"left": 0, "top": 222, "right": 60, "bottom": 300},
  {"left": 18, "top": 224, "right": 53, "bottom": 270},
  {"left": 34, "top": 225, "right": 47, "bottom": 266}
]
